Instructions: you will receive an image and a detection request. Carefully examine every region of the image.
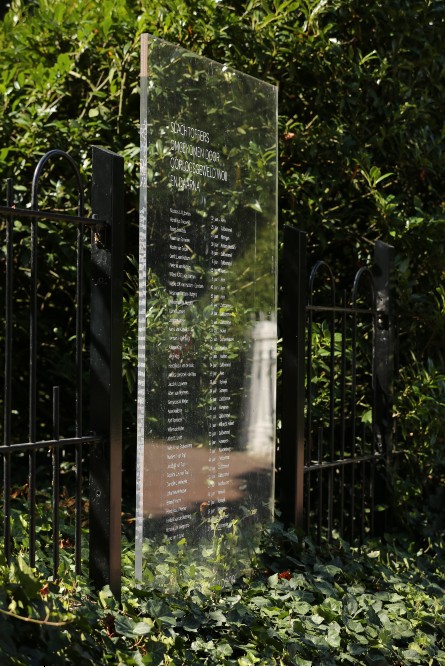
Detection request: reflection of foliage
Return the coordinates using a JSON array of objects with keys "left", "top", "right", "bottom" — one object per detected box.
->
[
  {"left": 226, "top": 221, "right": 276, "bottom": 319},
  {"left": 140, "top": 507, "right": 260, "bottom": 593},
  {"left": 141, "top": 36, "right": 277, "bottom": 454},
  {"left": 143, "top": 35, "right": 277, "bottom": 260}
]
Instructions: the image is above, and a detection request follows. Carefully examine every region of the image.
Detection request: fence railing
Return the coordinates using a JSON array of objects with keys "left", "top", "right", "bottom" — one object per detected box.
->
[
  {"left": 1, "top": 157, "right": 395, "bottom": 592},
  {"left": 0, "top": 147, "right": 123, "bottom": 597},
  {"left": 280, "top": 227, "right": 395, "bottom": 541}
]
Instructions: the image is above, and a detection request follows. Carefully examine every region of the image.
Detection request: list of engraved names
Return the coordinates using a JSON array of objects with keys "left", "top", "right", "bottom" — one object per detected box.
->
[
  {"left": 164, "top": 205, "right": 237, "bottom": 538},
  {"left": 163, "top": 120, "right": 236, "bottom": 537}
]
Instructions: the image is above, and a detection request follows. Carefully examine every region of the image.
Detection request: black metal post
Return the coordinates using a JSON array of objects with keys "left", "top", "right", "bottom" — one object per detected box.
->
[
  {"left": 89, "top": 146, "right": 124, "bottom": 598},
  {"left": 280, "top": 227, "right": 307, "bottom": 528},
  {"left": 373, "top": 240, "right": 395, "bottom": 533}
]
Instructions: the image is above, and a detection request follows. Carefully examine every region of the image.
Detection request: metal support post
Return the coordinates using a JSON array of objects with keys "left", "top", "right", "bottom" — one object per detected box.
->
[
  {"left": 89, "top": 146, "right": 124, "bottom": 598},
  {"left": 280, "top": 227, "right": 307, "bottom": 528}
]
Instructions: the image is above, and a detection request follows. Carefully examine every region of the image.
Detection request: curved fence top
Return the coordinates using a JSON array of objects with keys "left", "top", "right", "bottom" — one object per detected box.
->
[
  {"left": 309, "top": 260, "right": 336, "bottom": 307},
  {"left": 31, "top": 149, "right": 84, "bottom": 216}
]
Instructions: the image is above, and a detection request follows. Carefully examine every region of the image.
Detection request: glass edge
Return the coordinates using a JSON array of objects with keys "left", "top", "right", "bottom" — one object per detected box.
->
[
  {"left": 135, "top": 41, "right": 149, "bottom": 580},
  {"left": 140, "top": 32, "right": 278, "bottom": 92}
]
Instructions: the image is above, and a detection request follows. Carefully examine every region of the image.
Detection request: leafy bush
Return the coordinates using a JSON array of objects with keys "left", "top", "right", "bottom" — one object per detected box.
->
[
  {"left": 1, "top": 0, "right": 445, "bottom": 547},
  {"left": 392, "top": 357, "right": 445, "bottom": 534}
]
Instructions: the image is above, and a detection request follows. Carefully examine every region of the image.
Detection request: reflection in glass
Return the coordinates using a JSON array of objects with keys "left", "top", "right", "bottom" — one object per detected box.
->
[{"left": 136, "top": 34, "right": 278, "bottom": 588}]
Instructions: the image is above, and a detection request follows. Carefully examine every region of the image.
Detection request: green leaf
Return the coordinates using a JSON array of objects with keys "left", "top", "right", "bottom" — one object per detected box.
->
[
  {"left": 215, "top": 640, "right": 233, "bottom": 658},
  {"left": 267, "top": 573, "right": 279, "bottom": 586},
  {"left": 310, "top": 613, "right": 325, "bottom": 626},
  {"left": 319, "top": 597, "right": 342, "bottom": 621},
  {"left": 293, "top": 601, "right": 311, "bottom": 615},
  {"left": 361, "top": 409, "right": 372, "bottom": 424},
  {"left": 247, "top": 199, "right": 263, "bottom": 212},
  {"left": 346, "top": 619, "right": 365, "bottom": 634},
  {"left": 326, "top": 621, "right": 341, "bottom": 648},
  {"left": 250, "top": 595, "right": 269, "bottom": 607},
  {"left": 99, "top": 585, "right": 115, "bottom": 609},
  {"left": 182, "top": 614, "right": 202, "bottom": 632},
  {"left": 343, "top": 594, "right": 359, "bottom": 617},
  {"left": 114, "top": 614, "right": 136, "bottom": 636},
  {"left": 102, "top": 13, "right": 113, "bottom": 36},
  {"left": 209, "top": 609, "right": 227, "bottom": 626},
  {"left": 132, "top": 621, "right": 154, "bottom": 635}
]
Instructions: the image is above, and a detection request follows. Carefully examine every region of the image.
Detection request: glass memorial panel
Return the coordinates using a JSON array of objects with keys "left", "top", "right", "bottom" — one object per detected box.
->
[{"left": 136, "top": 34, "right": 278, "bottom": 589}]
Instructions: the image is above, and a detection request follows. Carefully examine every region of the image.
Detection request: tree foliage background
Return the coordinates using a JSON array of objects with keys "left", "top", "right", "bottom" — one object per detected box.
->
[{"left": 0, "top": 0, "right": 444, "bottom": 531}]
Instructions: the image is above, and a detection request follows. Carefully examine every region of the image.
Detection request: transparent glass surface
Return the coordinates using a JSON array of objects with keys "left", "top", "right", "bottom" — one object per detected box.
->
[{"left": 136, "top": 34, "right": 278, "bottom": 589}]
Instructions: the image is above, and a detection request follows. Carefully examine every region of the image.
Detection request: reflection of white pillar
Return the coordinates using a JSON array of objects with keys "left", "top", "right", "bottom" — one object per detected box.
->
[{"left": 245, "top": 320, "right": 276, "bottom": 459}]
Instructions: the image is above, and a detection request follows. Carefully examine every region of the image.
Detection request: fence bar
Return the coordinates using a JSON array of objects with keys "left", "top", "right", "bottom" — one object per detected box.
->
[
  {"left": 307, "top": 304, "right": 371, "bottom": 315},
  {"left": 305, "top": 470, "right": 311, "bottom": 534},
  {"left": 328, "top": 296, "right": 335, "bottom": 542},
  {"left": 0, "top": 205, "right": 103, "bottom": 226},
  {"left": 339, "top": 291, "right": 347, "bottom": 535},
  {"left": 28, "top": 206, "right": 38, "bottom": 567},
  {"left": 75, "top": 180, "right": 85, "bottom": 576},
  {"left": 0, "top": 435, "right": 100, "bottom": 455},
  {"left": 350, "top": 460, "right": 356, "bottom": 541},
  {"left": 281, "top": 227, "right": 306, "bottom": 528},
  {"left": 3, "top": 178, "right": 13, "bottom": 564},
  {"left": 317, "top": 427, "right": 323, "bottom": 543},
  {"left": 349, "top": 281, "right": 358, "bottom": 540},
  {"left": 89, "top": 146, "right": 124, "bottom": 599},
  {"left": 304, "top": 451, "right": 383, "bottom": 472},
  {"left": 305, "top": 270, "right": 313, "bottom": 535},
  {"left": 360, "top": 424, "right": 366, "bottom": 543},
  {"left": 74, "top": 451, "right": 82, "bottom": 575},
  {"left": 373, "top": 241, "right": 395, "bottom": 533},
  {"left": 306, "top": 283, "right": 313, "bottom": 464},
  {"left": 52, "top": 387, "right": 60, "bottom": 578}
]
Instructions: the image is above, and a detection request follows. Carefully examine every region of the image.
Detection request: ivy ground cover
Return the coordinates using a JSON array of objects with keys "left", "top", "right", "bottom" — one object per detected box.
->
[{"left": 1, "top": 525, "right": 445, "bottom": 665}]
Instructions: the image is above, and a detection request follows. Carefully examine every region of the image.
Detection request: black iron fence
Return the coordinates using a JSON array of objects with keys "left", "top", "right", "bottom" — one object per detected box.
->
[
  {"left": 0, "top": 147, "right": 123, "bottom": 597},
  {"left": 1, "top": 153, "right": 395, "bottom": 592},
  {"left": 280, "top": 226, "right": 395, "bottom": 541}
]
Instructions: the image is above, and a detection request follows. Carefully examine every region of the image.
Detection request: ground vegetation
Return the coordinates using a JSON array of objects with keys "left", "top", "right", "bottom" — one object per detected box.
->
[{"left": 0, "top": 0, "right": 445, "bottom": 663}]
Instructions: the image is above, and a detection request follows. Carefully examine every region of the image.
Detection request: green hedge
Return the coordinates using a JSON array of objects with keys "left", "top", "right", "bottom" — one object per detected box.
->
[{"left": 1, "top": 0, "right": 445, "bottom": 529}]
